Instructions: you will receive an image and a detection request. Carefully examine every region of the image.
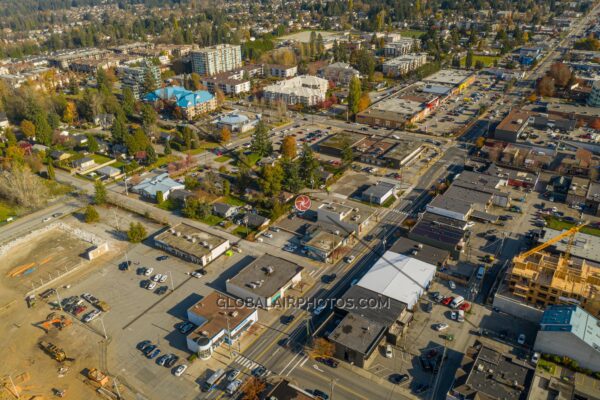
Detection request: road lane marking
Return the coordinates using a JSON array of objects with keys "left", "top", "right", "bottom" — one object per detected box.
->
[
  {"left": 286, "top": 354, "right": 308, "bottom": 376},
  {"left": 279, "top": 352, "right": 300, "bottom": 376}
]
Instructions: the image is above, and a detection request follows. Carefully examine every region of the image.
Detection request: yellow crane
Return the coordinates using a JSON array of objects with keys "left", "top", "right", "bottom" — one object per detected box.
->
[{"left": 517, "top": 221, "right": 588, "bottom": 260}]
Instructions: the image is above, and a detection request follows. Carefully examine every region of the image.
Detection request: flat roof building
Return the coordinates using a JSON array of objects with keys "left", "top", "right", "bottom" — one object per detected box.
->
[
  {"left": 361, "top": 181, "right": 397, "bottom": 205},
  {"left": 263, "top": 75, "right": 328, "bottom": 106},
  {"left": 423, "top": 69, "right": 475, "bottom": 89},
  {"left": 316, "top": 200, "right": 375, "bottom": 236},
  {"left": 191, "top": 44, "right": 242, "bottom": 76},
  {"left": 186, "top": 291, "right": 258, "bottom": 359},
  {"left": 225, "top": 254, "right": 303, "bottom": 309},
  {"left": 316, "top": 131, "right": 367, "bottom": 157},
  {"left": 154, "top": 223, "right": 230, "bottom": 266}
]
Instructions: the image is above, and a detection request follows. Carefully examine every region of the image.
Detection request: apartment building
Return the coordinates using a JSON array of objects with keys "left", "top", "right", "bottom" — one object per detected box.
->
[
  {"left": 117, "top": 60, "right": 160, "bottom": 99},
  {"left": 191, "top": 44, "right": 242, "bottom": 76},
  {"left": 588, "top": 80, "right": 600, "bottom": 107},
  {"left": 263, "top": 75, "right": 328, "bottom": 106},
  {"left": 383, "top": 38, "right": 418, "bottom": 57},
  {"left": 382, "top": 53, "right": 427, "bottom": 77},
  {"left": 318, "top": 62, "right": 360, "bottom": 86}
]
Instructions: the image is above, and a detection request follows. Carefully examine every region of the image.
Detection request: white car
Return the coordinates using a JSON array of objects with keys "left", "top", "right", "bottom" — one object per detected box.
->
[
  {"left": 345, "top": 255, "right": 355, "bottom": 263},
  {"left": 144, "top": 267, "right": 154, "bottom": 276},
  {"left": 152, "top": 274, "right": 162, "bottom": 282},
  {"left": 434, "top": 323, "right": 449, "bottom": 331},
  {"left": 449, "top": 281, "right": 456, "bottom": 290},
  {"left": 451, "top": 311, "right": 458, "bottom": 321},
  {"left": 531, "top": 352, "right": 540, "bottom": 364},
  {"left": 83, "top": 309, "right": 101, "bottom": 323},
  {"left": 263, "top": 232, "right": 273, "bottom": 239},
  {"left": 385, "top": 345, "right": 393, "bottom": 359},
  {"left": 159, "top": 274, "right": 168, "bottom": 283},
  {"left": 146, "top": 281, "right": 157, "bottom": 290},
  {"left": 42, "top": 216, "right": 52, "bottom": 222},
  {"left": 517, "top": 334, "right": 526, "bottom": 345},
  {"left": 190, "top": 271, "right": 203, "bottom": 278},
  {"left": 174, "top": 364, "right": 188, "bottom": 377},
  {"left": 313, "top": 304, "right": 326, "bottom": 316},
  {"left": 82, "top": 293, "right": 98, "bottom": 304}
]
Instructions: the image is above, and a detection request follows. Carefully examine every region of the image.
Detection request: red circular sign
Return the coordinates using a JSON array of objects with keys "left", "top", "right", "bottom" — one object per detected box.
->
[{"left": 294, "top": 195, "right": 312, "bottom": 212}]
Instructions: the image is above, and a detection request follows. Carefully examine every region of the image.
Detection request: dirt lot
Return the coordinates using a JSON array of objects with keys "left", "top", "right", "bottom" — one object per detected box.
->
[{"left": 3, "top": 228, "right": 91, "bottom": 297}]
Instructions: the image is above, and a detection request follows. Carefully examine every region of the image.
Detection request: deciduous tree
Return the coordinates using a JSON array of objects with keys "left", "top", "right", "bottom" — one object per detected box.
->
[
  {"left": 281, "top": 135, "right": 297, "bottom": 159},
  {"left": 348, "top": 76, "right": 362, "bottom": 115},
  {"left": 94, "top": 181, "right": 107, "bottom": 205},
  {"left": 20, "top": 119, "right": 35, "bottom": 138},
  {"left": 312, "top": 337, "right": 334, "bottom": 357},
  {"left": 220, "top": 126, "right": 232, "bottom": 143},
  {"left": 127, "top": 222, "right": 147, "bottom": 243}
]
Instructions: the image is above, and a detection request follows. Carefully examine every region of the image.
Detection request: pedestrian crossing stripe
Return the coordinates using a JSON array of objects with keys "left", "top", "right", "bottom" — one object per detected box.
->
[
  {"left": 389, "top": 209, "right": 408, "bottom": 215},
  {"left": 233, "top": 355, "right": 272, "bottom": 376}
]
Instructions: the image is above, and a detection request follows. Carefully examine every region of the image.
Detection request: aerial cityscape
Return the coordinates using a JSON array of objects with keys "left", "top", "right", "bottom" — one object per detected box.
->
[{"left": 0, "top": 0, "right": 600, "bottom": 399}]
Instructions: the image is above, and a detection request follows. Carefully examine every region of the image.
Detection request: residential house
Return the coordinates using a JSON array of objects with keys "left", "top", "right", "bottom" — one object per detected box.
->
[
  {"left": 131, "top": 173, "right": 185, "bottom": 201},
  {"left": 212, "top": 202, "right": 238, "bottom": 218}
]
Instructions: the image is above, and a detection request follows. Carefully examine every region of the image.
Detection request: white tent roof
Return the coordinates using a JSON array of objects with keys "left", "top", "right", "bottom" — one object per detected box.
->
[{"left": 356, "top": 250, "right": 436, "bottom": 309}]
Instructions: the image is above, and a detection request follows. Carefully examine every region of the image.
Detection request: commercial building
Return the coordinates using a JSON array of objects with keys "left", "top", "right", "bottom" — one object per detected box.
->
[
  {"left": 585, "top": 182, "right": 600, "bottom": 216},
  {"left": 534, "top": 305, "right": 600, "bottom": 372},
  {"left": 528, "top": 368, "right": 600, "bottom": 400},
  {"left": 422, "top": 69, "right": 476, "bottom": 95},
  {"left": 389, "top": 237, "right": 450, "bottom": 267},
  {"left": 328, "top": 312, "right": 387, "bottom": 368},
  {"left": 265, "top": 380, "right": 317, "bottom": 400},
  {"left": 214, "top": 113, "right": 259, "bottom": 133},
  {"left": 588, "top": 80, "right": 600, "bottom": 107},
  {"left": 144, "top": 86, "right": 217, "bottom": 120},
  {"left": 355, "top": 138, "right": 424, "bottom": 168},
  {"left": 301, "top": 223, "right": 351, "bottom": 262},
  {"left": 448, "top": 341, "right": 535, "bottom": 400},
  {"left": 506, "top": 249, "right": 600, "bottom": 317},
  {"left": 361, "top": 181, "right": 397, "bottom": 205},
  {"left": 316, "top": 131, "right": 366, "bottom": 157},
  {"left": 225, "top": 254, "right": 303, "bottom": 309},
  {"left": 262, "top": 75, "right": 329, "bottom": 106},
  {"left": 117, "top": 60, "right": 160, "bottom": 99},
  {"left": 315, "top": 200, "right": 375, "bottom": 235},
  {"left": 494, "top": 109, "right": 576, "bottom": 142},
  {"left": 356, "top": 95, "right": 439, "bottom": 127},
  {"left": 547, "top": 103, "right": 600, "bottom": 124},
  {"left": 318, "top": 62, "right": 360, "bottom": 86},
  {"left": 154, "top": 223, "right": 230, "bottom": 266},
  {"left": 191, "top": 44, "right": 242, "bottom": 76},
  {"left": 186, "top": 292, "right": 258, "bottom": 359},
  {"left": 382, "top": 53, "right": 427, "bottom": 77},
  {"left": 131, "top": 172, "right": 185, "bottom": 201},
  {"left": 408, "top": 212, "right": 468, "bottom": 258}
]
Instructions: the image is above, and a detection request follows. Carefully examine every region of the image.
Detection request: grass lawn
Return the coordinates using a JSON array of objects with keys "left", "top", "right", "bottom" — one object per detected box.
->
[
  {"left": 90, "top": 154, "right": 112, "bottom": 164},
  {"left": 150, "top": 154, "right": 179, "bottom": 169},
  {"left": 222, "top": 195, "right": 246, "bottom": 207},
  {"left": 0, "top": 202, "right": 17, "bottom": 221},
  {"left": 157, "top": 198, "right": 178, "bottom": 211},
  {"left": 543, "top": 216, "right": 600, "bottom": 236},
  {"left": 460, "top": 54, "right": 500, "bottom": 68},
  {"left": 537, "top": 359, "right": 556, "bottom": 375},
  {"left": 399, "top": 29, "right": 426, "bottom": 38},
  {"left": 381, "top": 195, "right": 398, "bottom": 208},
  {"left": 215, "top": 155, "right": 232, "bottom": 163},
  {"left": 200, "top": 214, "right": 224, "bottom": 226},
  {"left": 44, "top": 180, "right": 72, "bottom": 197},
  {"left": 112, "top": 161, "right": 125, "bottom": 169},
  {"left": 233, "top": 225, "right": 253, "bottom": 238}
]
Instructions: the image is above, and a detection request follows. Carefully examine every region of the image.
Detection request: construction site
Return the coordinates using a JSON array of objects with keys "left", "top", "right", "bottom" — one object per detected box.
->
[{"left": 505, "top": 224, "right": 600, "bottom": 317}]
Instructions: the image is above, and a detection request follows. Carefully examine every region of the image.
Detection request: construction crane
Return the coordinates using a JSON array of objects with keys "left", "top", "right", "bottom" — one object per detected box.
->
[{"left": 517, "top": 222, "right": 588, "bottom": 260}]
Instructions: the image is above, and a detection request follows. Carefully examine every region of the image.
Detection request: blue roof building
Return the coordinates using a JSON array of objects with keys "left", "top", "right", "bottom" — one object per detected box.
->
[
  {"left": 534, "top": 305, "right": 600, "bottom": 372},
  {"left": 144, "top": 86, "right": 217, "bottom": 120},
  {"left": 215, "top": 112, "right": 259, "bottom": 133}
]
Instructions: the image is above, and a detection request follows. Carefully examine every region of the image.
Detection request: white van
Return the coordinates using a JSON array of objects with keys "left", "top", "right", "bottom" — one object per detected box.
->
[
  {"left": 457, "top": 310, "right": 465, "bottom": 322},
  {"left": 450, "top": 296, "right": 464, "bottom": 309}
]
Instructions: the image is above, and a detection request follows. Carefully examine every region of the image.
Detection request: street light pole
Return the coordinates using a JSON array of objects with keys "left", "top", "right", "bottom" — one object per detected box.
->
[
  {"left": 168, "top": 270, "right": 174, "bottom": 291},
  {"left": 99, "top": 317, "right": 108, "bottom": 340}
]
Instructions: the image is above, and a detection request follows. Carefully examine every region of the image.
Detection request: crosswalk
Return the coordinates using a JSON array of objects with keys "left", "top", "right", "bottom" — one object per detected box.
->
[
  {"left": 233, "top": 354, "right": 272, "bottom": 377},
  {"left": 389, "top": 209, "right": 409, "bottom": 215}
]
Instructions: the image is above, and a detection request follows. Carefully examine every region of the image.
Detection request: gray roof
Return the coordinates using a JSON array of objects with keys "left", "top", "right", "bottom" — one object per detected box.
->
[
  {"left": 389, "top": 237, "right": 450, "bottom": 266},
  {"left": 337, "top": 285, "right": 407, "bottom": 326},
  {"left": 213, "top": 202, "right": 236, "bottom": 215},
  {"left": 227, "top": 254, "right": 303, "bottom": 298},
  {"left": 244, "top": 213, "right": 270, "bottom": 228},
  {"left": 328, "top": 312, "right": 386, "bottom": 356},
  {"left": 410, "top": 212, "right": 466, "bottom": 246},
  {"left": 428, "top": 193, "right": 473, "bottom": 215},
  {"left": 97, "top": 165, "right": 120, "bottom": 176},
  {"left": 540, "top": 228, "right": 600, "bottom": 263},
  {"left": 132, "top": 173, "right": 185, "bottom": 197},
  {"left": 362, "top": 181, "right": 396, "bottom": 199}
]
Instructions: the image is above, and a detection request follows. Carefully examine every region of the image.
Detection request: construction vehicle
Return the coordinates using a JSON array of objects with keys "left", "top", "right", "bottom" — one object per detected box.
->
[
  {"left": 36, "top": 313, "right": 72, "bottom": 333},
  {"left": 87, "top": 368, "right": 109, "bottom": 387},
  {"left": 516, "top": 222, "right": 588, "bottom": 260},
  {"left": 39, "top": 341, "right": 67, "bottom": 362}
]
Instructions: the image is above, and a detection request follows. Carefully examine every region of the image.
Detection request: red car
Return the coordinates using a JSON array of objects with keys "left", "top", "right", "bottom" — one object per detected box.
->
[
  {"left": 459, "top": 302, "right": 470, "bottom": 311},
  {"left": 441, "top": 297, "right": 454, "bottom": 306}
]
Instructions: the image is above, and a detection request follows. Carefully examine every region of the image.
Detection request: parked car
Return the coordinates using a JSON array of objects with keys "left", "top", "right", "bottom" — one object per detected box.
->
[
  {"left": 82, "top": 293, "right": 99, "bottom": 304},
  {"left": 389, "top": 373, "right": 409, "bottom": 385},
  {"left": 316, "top": 357, "right": 339, "bottom": 368},
  {"left": 178, "top": 322, "right": 195, "bottom": 334},
  {"left": 226, "top": 379, "right": 243, "bottom": 395},
  {"left": 82, "top": 309, "right": 101, "bottom": 323},
  {"left": 517, "top": 334, "right": 526, "bottom": 345},
  {"left": 148, "top": 348, "right": 161, "bottom": 359},
  {"left": 159, "top": 274, "right": 168, "bottom": 283},
  {"left": 451, "top": 311, "right": 458, "bottom": 321},
  {"left": 313, "top": 389, "right": 329, "bottom": 400},
  {"left": 458, "top": 302, "right": 470, "bottom": 311},
  {"left": 385, "top": 345, "right": 393, "bottom": 359},
  {"left": 174, "top": 364, "right": 187, "bottom": 376},
  {"left": 146, "top": 281, "right": 156, "bottom": 290},
  {"left": 433, "top": 323, "right": 449, "bottom": 331},
  {"left": 449, "top": 281, "right": 456, "bottom": 290},
  {"left": 119, "top": 261, "right": 131, "bottom": 270},
  {"left": 263, "top": 232, "right": 273, "bottom": 239},
  {"left": 165, "top": 354, "right": 179, "bottom": 368},
  {"left": 441, "top": 297, "right": 454, "bottom": 306},
  {"left": 345, "top": 255, "right": 355, "bottom": 263},
  {"left": 156, "top": 286, "right": 168, "bottom": 295},
  {"left": 313, "top": 304, "right": 326, "bottom": 315},
  {"left": 144, "top": 267, "right": 154, "bottom": 276},
  {"left": 156, "top": 255, "right": 169, "bottom": 261},
  {"left": 531, "top": 352, "right": 540, "bottom": 364},
  {"left": 190, "top": 271, "right": 203, "bottom": 278},
  {"left": 137, "top": 340, "right": 152, "bottom": 351}
]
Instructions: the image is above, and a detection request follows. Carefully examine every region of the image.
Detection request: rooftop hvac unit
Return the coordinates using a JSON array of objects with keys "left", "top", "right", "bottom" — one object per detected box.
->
[
  {"left": 230, "top": 311, "right": 239, "bottom": 318},
  {"left": 477, "top": 364, "right": 484, "bottom": 372},
  {"left": 417, "top": 244, "right": 423, "bottom": 249},
  {"left": 265, "top": 266, "right": 274, "bottom": 275},
  {"left": 176, "top": 232, "right": 181, "bottom": 237}
]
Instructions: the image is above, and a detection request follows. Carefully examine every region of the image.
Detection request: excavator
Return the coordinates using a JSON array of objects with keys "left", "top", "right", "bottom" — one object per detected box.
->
[
  {"left": 38, "top": 341, "right": 74, "bottom": 363},
  {"left": 35, "top": 313, "right": 72, "bottom": 333}
]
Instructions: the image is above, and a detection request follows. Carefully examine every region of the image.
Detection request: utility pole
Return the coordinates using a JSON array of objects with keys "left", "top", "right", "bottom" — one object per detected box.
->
[{"left": 226, "top": 316, "right": 232, "bottom": 359}]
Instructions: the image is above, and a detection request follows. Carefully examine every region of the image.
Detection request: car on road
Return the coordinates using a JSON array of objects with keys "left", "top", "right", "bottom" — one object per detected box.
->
[
  {"left": 282, "top": 315, "right": 295, "bottom": 325},
  {"left": 315, "top": 357, "right": 338, "bottom": 368},
  {"left": 322, "top": 274, "right": 336, "bottom": 284},
  {"left": 313, "top": 304, "right": 326, "bottom": 315},
  {"left": 449, "top": 281, "right": 456, "bottom": 290},
  {"left": 441, "top": 297, "right": 454, "bottom": 306},
  {"left": 413, "top": 384, "right": 429, "bottom": 395},
  {"left": 226, "top": 379, "right": 243, "bottom": 395},
  {"left": 433, "top": 323, "right": 449, "bottom": 331},
  {"left": 389, "top": 373, "right": 409, "bottom": 385},
  {"left": 345, "top": 255, "right": 355, "bottom": 263},
  {"left": 52, "top": 212, "right": 63, "bottom": 218},
  {"left": 156, "top": 255, "right": 169, "bottom": 261},
  {"left": 226, "top": 369, "right": 240, "bottom": 382},
  {"left": 252, "top": 366, "right": 267, "bottom": 378},
  {"left": 174, "top": 364, "right": 187, "bottom": 376},
  {"left": 518, "top": 334, "right": 526, "bottom": 345},
  {"left": 42, "top": 216, "right": 52, "bottom": 222},
  {"left": 263, "top": 232, "right": 273, "bottom": 239},
  {"left": 312, "top": 389, "right": 329, "bottom": 400}
]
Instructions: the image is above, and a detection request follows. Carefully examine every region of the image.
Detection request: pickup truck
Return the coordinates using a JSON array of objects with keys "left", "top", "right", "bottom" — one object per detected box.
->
[{"left": 95, "top": 300, "right": 110, "bottom": 312}]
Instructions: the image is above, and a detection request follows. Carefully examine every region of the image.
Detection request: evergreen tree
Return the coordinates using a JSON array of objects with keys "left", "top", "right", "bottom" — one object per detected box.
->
[
  {"left": 47, "top": 161, "right": 55, "bottom": 180},
  {"left": 122, "top": 87, "right": 136, "bottom": 118},
  {"left": 465, "top": 50, "right": 474, "bottom": 69},
  {"left": 299, "top": 144, "right": 319, "bottom": 188},
  {"left": 87, "top": 134, "right": 99, "bottom": 152},
  {"left": 348, "top": 76, "right": 362, "bottom": 115},
  {"left": 146, "top": 145, "right": 157, "bottom": 164},
  {"left": 110, "top": 115, "right": 127, "bottom": 143},
  {"left": 94, "top": 181, "right": 107, "bottom": 205},
  {"left": 84, "top": 205, "right": 100, "bottom": 223},
  {"left": 250, "top": 120, "right": 273, "bottom": 157}
]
